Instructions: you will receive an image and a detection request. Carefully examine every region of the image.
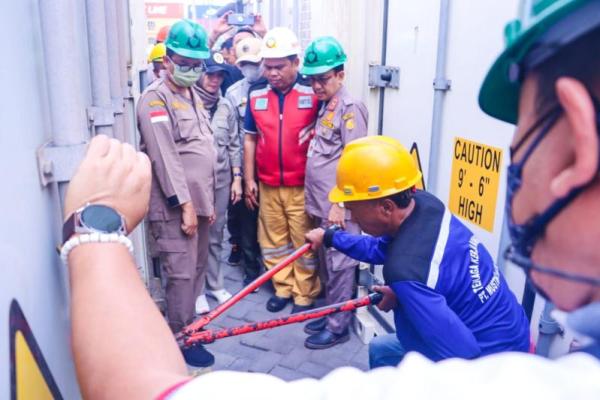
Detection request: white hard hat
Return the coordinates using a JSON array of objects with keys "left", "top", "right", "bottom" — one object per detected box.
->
[
  {"left": 259, "top": 27, "right": 300, "bottom": 59},
  {"left": 235, "top": 37, "right": 263, "bottom": 65}
]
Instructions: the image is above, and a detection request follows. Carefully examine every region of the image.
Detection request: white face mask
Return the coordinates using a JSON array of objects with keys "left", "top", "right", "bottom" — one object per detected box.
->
[{"left": 240, "top": 64, "right": 263, "bottom": 83}]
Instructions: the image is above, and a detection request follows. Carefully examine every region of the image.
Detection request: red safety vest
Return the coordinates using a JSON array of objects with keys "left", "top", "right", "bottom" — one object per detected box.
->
[{"left": 249, "top": 81, "right": 318, "bottom": 186}]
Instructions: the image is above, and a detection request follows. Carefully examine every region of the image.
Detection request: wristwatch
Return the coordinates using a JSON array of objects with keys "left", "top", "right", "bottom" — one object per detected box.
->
[{"left": 62, "top": 204, "right": 127, "bottom": 244}]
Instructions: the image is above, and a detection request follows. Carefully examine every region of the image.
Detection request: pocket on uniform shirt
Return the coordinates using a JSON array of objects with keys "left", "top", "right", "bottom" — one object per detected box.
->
[
  {"left": 317, "top": 125, "right": 335, "bottom": 140},
  {"left": 313, "top": 127, "right": 340, "bottom": 157},
  {"left": 213, "top": 119, "right": 230, "bottom": 146},
  {"left": 174, "top": 116, "right": 199, "bottom": 142}
]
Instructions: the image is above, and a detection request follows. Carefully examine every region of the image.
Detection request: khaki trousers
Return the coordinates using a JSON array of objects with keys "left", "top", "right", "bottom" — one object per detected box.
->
[
  {"left": 149, "top": 216, "right": 210, "bottom": 332},
  {"left": 258, "top": 182, "right": 320, "bottom": 305}
]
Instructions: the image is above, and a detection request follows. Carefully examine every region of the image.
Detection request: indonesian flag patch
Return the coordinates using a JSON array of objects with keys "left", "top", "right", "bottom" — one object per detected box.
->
[{"left": 150, "top": 110, "right": 169, "bottom": 124}]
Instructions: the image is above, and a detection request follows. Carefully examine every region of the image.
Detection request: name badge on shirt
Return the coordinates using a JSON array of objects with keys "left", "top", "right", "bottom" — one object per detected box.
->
[
  {"left": 171, "top": 101, "right": 189, "bottom": 110},
  {"left": 321, "top": 119, "right": 334, "bottom": 129},
  {"left": 255, "top": 98, "right": 268, "bottom": 111},
  {"left": 298, "top": 96, "right": 313, "bottom": 109}
]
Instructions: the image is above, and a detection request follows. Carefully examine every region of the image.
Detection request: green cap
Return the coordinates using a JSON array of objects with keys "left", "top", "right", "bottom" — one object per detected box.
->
[
  {"left": 300, "top": 36, "right": 347, "bottom": 75},
  {"left": 165, "top": 19, "right": 210, "bottom": 60},
  {"left": 479, "top": 0, "right": 600, "bottom": 124}
]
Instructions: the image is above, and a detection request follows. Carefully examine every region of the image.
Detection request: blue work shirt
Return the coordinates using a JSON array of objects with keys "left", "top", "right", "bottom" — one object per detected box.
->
[{"left": 326, "top": 190, "right": 530, "bottom": 361}]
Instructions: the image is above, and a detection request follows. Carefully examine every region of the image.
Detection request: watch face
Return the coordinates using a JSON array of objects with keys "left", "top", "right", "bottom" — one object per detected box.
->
[{"left": 80, "top": 205, "right": 123, "bottom": 233}]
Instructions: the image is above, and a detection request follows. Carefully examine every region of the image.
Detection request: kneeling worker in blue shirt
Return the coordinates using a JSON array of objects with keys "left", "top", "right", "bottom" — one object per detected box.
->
[{"left": 305, "top": 136, "right": 530, "bottom": 368}]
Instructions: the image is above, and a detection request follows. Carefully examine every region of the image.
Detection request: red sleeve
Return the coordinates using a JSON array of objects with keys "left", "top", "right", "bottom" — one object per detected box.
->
[{"left": 155, "top": 378, "right": 193, "bottom": 400}]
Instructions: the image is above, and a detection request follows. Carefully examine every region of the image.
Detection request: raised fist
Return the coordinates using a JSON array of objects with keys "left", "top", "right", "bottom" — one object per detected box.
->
[{"left": 64, "top": 135, "right": 151, "bottom": 233}]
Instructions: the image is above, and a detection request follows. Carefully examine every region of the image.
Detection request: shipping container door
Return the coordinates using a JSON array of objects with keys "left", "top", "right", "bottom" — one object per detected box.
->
[{"left": 0, "top": 1, "right": 81, "bottom": 397}]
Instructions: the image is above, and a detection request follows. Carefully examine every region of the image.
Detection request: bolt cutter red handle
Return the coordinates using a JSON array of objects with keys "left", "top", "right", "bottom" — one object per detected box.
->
[
  {"left": 184, "top": 292, "right": 382, "bottom": 346},
  {"left": 182, "top": 243, "right": 312, "bottom": 336}
]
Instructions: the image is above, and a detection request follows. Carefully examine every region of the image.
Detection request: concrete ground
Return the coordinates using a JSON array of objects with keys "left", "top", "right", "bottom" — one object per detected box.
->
[{"left": 196, "top": 250, "right": 370, "bottom": 381}]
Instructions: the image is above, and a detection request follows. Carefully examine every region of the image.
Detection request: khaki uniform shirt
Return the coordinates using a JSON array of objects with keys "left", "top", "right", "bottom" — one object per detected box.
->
[
  {"left": 137, "top": 78, "right": 216, "bottom": 220},
  {"left": 305, "top": 86, "right": 368, "bottom": 219},
  {"left": 207, "top": 96, "right": 240, "bottom": 189},
  {"left": 225, "top": 78, "right": 250, "bottom": 162}
]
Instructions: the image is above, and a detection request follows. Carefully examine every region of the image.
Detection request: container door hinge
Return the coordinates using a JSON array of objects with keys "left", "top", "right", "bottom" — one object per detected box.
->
[
  {"left": 87, "top": 106, "right": 115, "bottom": 127},
  {"left": 36, "top": 141, "right": 88, "bottom": 186},
  {"left": 433, "top": 78, "right": 451, "bottom": 91},
  {"left": 368, "top": 64, "right": 400, "bottom": 89}
]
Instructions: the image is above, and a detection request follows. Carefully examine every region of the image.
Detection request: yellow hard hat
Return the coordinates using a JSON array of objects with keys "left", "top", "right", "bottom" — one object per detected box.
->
[
  {"left": 362, "top": 135, "right": 405, "bottom": 151},
  {"left": 148, "top": 43, "right": 166, "bottom": 63},
  {"left": 329, "top": 136, "right": 422, "bottom": 203}
]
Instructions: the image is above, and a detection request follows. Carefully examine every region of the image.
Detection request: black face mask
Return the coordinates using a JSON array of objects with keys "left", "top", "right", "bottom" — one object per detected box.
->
[{"left": 504, "top": 100, "right": 600, "bottom": 300}]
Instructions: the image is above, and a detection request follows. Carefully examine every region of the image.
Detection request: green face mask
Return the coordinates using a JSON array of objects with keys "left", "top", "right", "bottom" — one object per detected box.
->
[{"left": 171, "top": 64, "right": 202, "bottom": 87}]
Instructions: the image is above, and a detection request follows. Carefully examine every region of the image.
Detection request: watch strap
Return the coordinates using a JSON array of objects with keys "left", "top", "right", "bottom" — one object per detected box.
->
[{"left": 62, "top": 212, "right": 77, "bottom": 245}]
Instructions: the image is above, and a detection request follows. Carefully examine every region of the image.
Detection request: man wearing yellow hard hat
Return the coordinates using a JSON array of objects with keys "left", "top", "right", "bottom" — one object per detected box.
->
[
  {"left": 306, "top": 136, "right": 530, "bottom": 367},
  {"left": 148, "top": 42, "right": 167, "bottom": 80}
]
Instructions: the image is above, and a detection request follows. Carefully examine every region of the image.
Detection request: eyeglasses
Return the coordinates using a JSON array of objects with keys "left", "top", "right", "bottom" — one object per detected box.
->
[
  {"left": 308, "top": 73, "right": 336, "bottom": 86},
  {"left": 166, "top": 56, "right": 205, "bottom": 73}
]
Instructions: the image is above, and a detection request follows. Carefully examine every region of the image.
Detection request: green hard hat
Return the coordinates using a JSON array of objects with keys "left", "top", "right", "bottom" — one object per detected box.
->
[
  {"left": 301, "top": 36, "right": 347, "bottom": 75},
  {"left": 165, "top": 19, "right": 210, "bottom": 59},
  {"left": 479, "top": 0, "right": 600, "bottom": 124}
]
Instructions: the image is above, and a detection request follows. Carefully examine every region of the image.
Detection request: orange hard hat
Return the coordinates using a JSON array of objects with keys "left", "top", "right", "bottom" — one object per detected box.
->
[{"left": 156, "top": 25, "right": 170, "bottom": 43}]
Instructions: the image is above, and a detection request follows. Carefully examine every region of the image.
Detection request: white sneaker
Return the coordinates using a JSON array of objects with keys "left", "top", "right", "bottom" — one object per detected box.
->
[
  {"left": 195, "top": 295, "right": 210, "bottom": 315},
  {"left": 207, "top": 289, "right": 233, "bottom": 304}
]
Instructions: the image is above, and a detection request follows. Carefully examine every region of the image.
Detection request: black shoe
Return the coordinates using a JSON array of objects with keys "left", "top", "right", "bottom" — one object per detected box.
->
[
  {"left": 182, "top": 345, "right": 215, "bottom": 367},
  {"left": 304, "top": 328, "right": 350, "bottom": 350},
  {"left": 304, "top": 317, "right": 327, "bottom": 335},
  {"left": 243, "top": 275, "right": 259, "bottom": 293},
  {"left": 291, "top": 303, "right": 314, "bottom": 314},
  {"left": 266, "top": 295, "right": 291, "bottom": 312},
  {"left": 228, "top": 244, "right": 242, "bottom": 265}
]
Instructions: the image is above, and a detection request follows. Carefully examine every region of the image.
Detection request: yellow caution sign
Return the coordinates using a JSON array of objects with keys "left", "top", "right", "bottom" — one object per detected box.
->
[
  {"left": 449, "top": 137, "right": 503, "bottom": 232},
  {"left": 10, "top": 300, "right": 63, "bottom": 399},
  {"left": 409, "top": 142, "right": 426, "bottom": 191}
]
